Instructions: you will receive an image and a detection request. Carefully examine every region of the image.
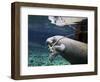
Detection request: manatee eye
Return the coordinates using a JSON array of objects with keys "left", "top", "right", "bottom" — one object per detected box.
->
[
  {"left": 52, "top": 36, "right": 56, "bottom": 43},
  {"left": 46, "top": 40, "right": 53, "bottom": 45},
  {"left": 46, "top": 37, "right": 56, "bottom": 45}
]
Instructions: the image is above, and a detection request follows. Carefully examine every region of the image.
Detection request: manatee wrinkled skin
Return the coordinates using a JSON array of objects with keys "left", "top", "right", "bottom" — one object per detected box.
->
[{"left": 46, "top": 35, "right": 87, "bottom": 64}]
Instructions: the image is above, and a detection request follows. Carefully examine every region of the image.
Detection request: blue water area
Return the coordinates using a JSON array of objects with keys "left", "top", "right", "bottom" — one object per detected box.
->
[{"left": 28, "top": 15, "right": 76, "bottom": 66}]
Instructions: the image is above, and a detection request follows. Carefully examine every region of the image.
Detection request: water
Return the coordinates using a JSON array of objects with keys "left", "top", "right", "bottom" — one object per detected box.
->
[
  {"left": 28, "top": 42, "right": 70, "bottom": 66},
  {"left": 28, "top": 15, "right": 76, "bottom": 66}
]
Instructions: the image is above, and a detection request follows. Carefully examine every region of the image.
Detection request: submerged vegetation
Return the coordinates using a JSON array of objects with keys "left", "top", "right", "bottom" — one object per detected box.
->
[{"left": 28, "top": 42, "right": 70, "bottom": 66}]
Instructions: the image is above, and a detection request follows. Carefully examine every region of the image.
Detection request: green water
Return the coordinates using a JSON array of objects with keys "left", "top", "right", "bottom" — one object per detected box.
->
[{"left": 28, "top": 43, "right": 70, "bottom": 66}]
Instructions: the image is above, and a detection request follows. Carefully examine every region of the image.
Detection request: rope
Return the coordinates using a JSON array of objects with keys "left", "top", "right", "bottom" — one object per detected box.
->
[{"left": 48, "top": 30, "right": 87, "bottom": 53}]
